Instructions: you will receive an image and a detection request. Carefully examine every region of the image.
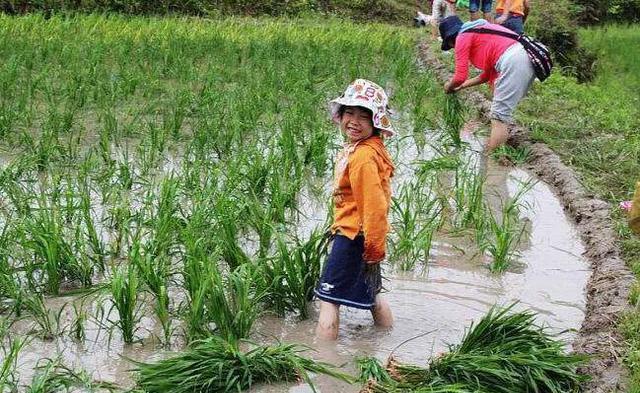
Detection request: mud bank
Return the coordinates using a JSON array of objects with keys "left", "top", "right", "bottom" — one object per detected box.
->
[{"left": 417, "top": 41, "right": 635, "bottom": 392}]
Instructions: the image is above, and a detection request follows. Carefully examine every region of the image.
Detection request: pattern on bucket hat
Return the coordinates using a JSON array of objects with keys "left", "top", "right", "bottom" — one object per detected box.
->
[{"left": 329, "top": 79, "right": 394, "bottom": 137}]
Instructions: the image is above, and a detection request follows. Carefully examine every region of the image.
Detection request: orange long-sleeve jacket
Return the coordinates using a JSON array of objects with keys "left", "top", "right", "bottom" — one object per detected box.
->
[{"left": 331, "top": 136, "right": 394, "bottom": 262}]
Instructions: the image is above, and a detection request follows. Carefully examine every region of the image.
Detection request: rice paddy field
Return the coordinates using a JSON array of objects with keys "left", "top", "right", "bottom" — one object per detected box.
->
[{"left": 0, "top": 13, "right": 591, "bottom": 392}]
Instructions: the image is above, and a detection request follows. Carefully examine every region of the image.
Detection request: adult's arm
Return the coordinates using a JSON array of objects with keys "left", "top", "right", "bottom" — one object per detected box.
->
[
  {"left": 454, "top": 74, "right": 489, "bottom": 91},
  {"left": 446, "top": 33, "right": 471, "bottom": 91}
]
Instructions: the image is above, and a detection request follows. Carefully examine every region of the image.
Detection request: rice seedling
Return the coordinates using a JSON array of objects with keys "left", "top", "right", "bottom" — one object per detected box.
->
[
  {"left": 21, "top": 197, "right": 88, "bottom": 294},
  {"left": 414, "top": 155, "right": 461, "bottom": 177},
  {"left": 20, "top": 292, "right": 63, "bottom": 340},
  {"left": 442, "top": 94, "right": 465, "bottom": 148},
  {"left": 198, "top": 263, "right": 263, "bottom": 344},
  {"left": 479, "top": 180, "right": 534, "bottom": 273},
  {"left": 211, "top": 194, "right": 251, "bottom": 271},
  {"left": 390, "top": 182, "right": 442, "bottom": 270},
  {"left": 70, "top": 301, "right": 87, "bottom": 342},
  {"left": 357, "top": 356, "right": 394, "bottom": 385},
  {"left": 451, "top": 160, "right": 485, "bottom": 231},
  {"left": 0, "top": 333, "right": 27, "bottom": 391},
  {"left": 25, "top": 358, "right": 119, "bottom": 393},
  {"left": 491, "top": 145, "right": 532, "bottom": 166},
  {"left": 365, "top": 305, "right": 587, "bottom": 393},
  {"left": 109, "top": 264, "right": 142, "bottom": 344},
  {"left": 79, "top": 179, "right": 105, "bottom": 272},
  {"left": 133, "top": 336, "right": 354, "bottom": 393},
  {"left": 258, "top": 230, "right": 328, "bottom": 319}
]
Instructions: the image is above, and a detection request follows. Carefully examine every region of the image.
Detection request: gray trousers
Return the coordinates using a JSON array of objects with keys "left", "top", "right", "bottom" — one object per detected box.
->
[{"left": 491, "top": 43, "right": 536, "bottom": 124}]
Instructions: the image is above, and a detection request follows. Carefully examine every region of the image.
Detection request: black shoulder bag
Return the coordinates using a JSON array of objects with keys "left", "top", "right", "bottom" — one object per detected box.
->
[{"left": 466, "top": 27, "right": 553, "bottom": 82}]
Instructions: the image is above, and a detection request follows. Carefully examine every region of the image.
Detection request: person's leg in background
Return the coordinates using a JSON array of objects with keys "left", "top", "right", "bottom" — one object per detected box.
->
[
  {"left": 482, "top": 0, "right": 494, "bottom": 22},
  {"left": 469, "top": 0, "right": 481, "bottom": 20}
]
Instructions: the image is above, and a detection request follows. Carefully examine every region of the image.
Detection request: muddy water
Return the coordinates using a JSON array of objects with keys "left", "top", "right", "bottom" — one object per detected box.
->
[{"left": 7, "top": 129, "right": 590, "bottom": 392}]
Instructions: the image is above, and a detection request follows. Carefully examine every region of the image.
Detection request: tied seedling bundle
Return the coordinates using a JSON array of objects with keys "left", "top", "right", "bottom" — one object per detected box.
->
[
  {"left": 361, "top": 304, "right": 588, "bottom": 393},
  {"left": 133, "top": 336, "right": 353, "bottom": 393}
]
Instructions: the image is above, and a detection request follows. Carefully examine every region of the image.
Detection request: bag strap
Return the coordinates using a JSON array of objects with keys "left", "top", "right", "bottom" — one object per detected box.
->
[{"left": 465, "top": 27, "right": 521, "bottom": 41}]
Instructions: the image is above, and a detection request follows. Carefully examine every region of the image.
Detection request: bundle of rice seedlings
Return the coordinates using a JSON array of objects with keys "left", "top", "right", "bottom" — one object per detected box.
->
[
  {"left": 364, "top": 305, "right": 587, "bottom": 393},
  {"left": 442, "top": 94, "right": 465, "bottom": 148},
  {"left": 133, "top": 336, "right": 353, "bottom": 393},
  {"left": 357, "top": 356, "right": 394, "bottom": 385}
]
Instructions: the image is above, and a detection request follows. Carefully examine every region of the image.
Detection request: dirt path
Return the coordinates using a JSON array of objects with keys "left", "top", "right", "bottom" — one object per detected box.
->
[{"left": 417, "top": 41, "right": 635, "bottom": 393}]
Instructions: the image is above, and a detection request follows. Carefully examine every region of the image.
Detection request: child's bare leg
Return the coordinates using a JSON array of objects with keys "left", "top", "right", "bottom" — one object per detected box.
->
[
  {"left": 371, "top": 295, "right": 393, "bottom": 327},
  {"left": 316, "top": 301, "right": 340, "bottom": 340}
]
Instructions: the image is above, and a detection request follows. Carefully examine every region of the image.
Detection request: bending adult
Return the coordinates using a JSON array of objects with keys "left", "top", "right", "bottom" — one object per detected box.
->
[{"left": 440, "top": 16, "right": 535, "bottom": 152}]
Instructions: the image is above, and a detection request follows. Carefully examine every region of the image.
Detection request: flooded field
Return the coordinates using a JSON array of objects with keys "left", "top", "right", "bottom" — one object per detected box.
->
[
  {"left": 3, "top": 128, "right": 590, "bottom": 392},
  {"left": 0, "top": 15, "right": 589, "bottom": 392}
]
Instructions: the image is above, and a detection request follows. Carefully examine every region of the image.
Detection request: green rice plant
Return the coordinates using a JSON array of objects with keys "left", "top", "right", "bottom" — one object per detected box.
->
[
  {"left": 20, "top": 292, "right": 63, "bottom": 340},
  {"left": 258, "top": 230, "right": 328, "bottom": 319},
  {"left": 480, "top": 205, "right": 525, "bottom": 273},
  {"left": 133, "top": 336, "right": 354, "bottom": 393},
  {"left": 366, "top": 305, "right": 587, "bottom": 392},
  {"left": 146, "top": 175, "right": 182, "bottom": 261},
  {"left": 442, "top": 94, "right": 465, "bottom": 148},
  {"left": 70, "top": 301, "right": 87, "bottom": 342},
  {"left": 390, "top": 182, "right": 442, "bottom": 270},
  {"left": 491, "top": 145, "right": 532, "bottom": 165},
  {"left": 21, "top": 195, "right": 89, "bottom": 294},
  {"left": 109, "top": 264, "right": 141, "bottom": 344},
  {"left": 451, "top": 160, "right": 485, "bottom": 231},
  {"left": 0, "top": 334, "right": 27, "bottom": 391},
  {"left": 130, "top": 232, "right": 172, "bottom": 344},
  {"left": 211, "top": 194, "right": 251, "bottom": 271},
  {"left": 106, "top": 194, "right": 133, "bottom": 258},
  {"left": 25, "top": 358, "right": 119, "bottom": 393},
  {"left": 79, "top": 179, "right": 105, "bottom": 272},
  {"left": 415, "top": 155, "right": 461, "bottom": 178},
  {"left": 479, "top": 181, "right": 534, "bottom": 273},
  {"left": 357, "top": 356, "right": 394, "bottom": 385},
  {"left": 197, "top": 263, "right": 263, "bottom": 345}
]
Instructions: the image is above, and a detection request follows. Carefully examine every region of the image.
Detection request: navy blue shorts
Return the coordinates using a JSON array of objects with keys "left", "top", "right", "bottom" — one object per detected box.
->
[
  {"left": 314, "top": 235, "right": 382, "bottom": 310},
  {"left": 469, "top": 0, "right": 492, "bottom": 13},
  {"left": 496, "top": 13, "right": 524, "bottom": 34}
]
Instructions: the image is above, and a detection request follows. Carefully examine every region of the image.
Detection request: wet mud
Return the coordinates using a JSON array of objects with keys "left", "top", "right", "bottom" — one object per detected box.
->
[{"left": 417, "top": 40, "right": 634, "bottom": 392}]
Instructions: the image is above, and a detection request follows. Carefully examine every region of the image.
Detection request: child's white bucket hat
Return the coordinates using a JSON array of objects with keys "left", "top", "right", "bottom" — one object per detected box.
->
[{"left": 329, "top": 79, "right": 394, "bottom": 137}]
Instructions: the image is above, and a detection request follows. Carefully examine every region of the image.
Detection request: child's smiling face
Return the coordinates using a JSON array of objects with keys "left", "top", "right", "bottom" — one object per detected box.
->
[{"left": 340, "top": 106, "right": 374, "bottom": 142}]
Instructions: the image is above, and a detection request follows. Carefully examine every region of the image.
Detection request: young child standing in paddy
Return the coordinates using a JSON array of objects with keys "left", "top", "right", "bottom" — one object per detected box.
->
[{"left": 315, "top": 79, "right": 395, "bottom": 340}]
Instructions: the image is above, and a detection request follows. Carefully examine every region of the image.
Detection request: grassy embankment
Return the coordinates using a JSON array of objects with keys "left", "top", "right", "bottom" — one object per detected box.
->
[{"left": 518, "top": 24, "right": 640, "bottom": 391}]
